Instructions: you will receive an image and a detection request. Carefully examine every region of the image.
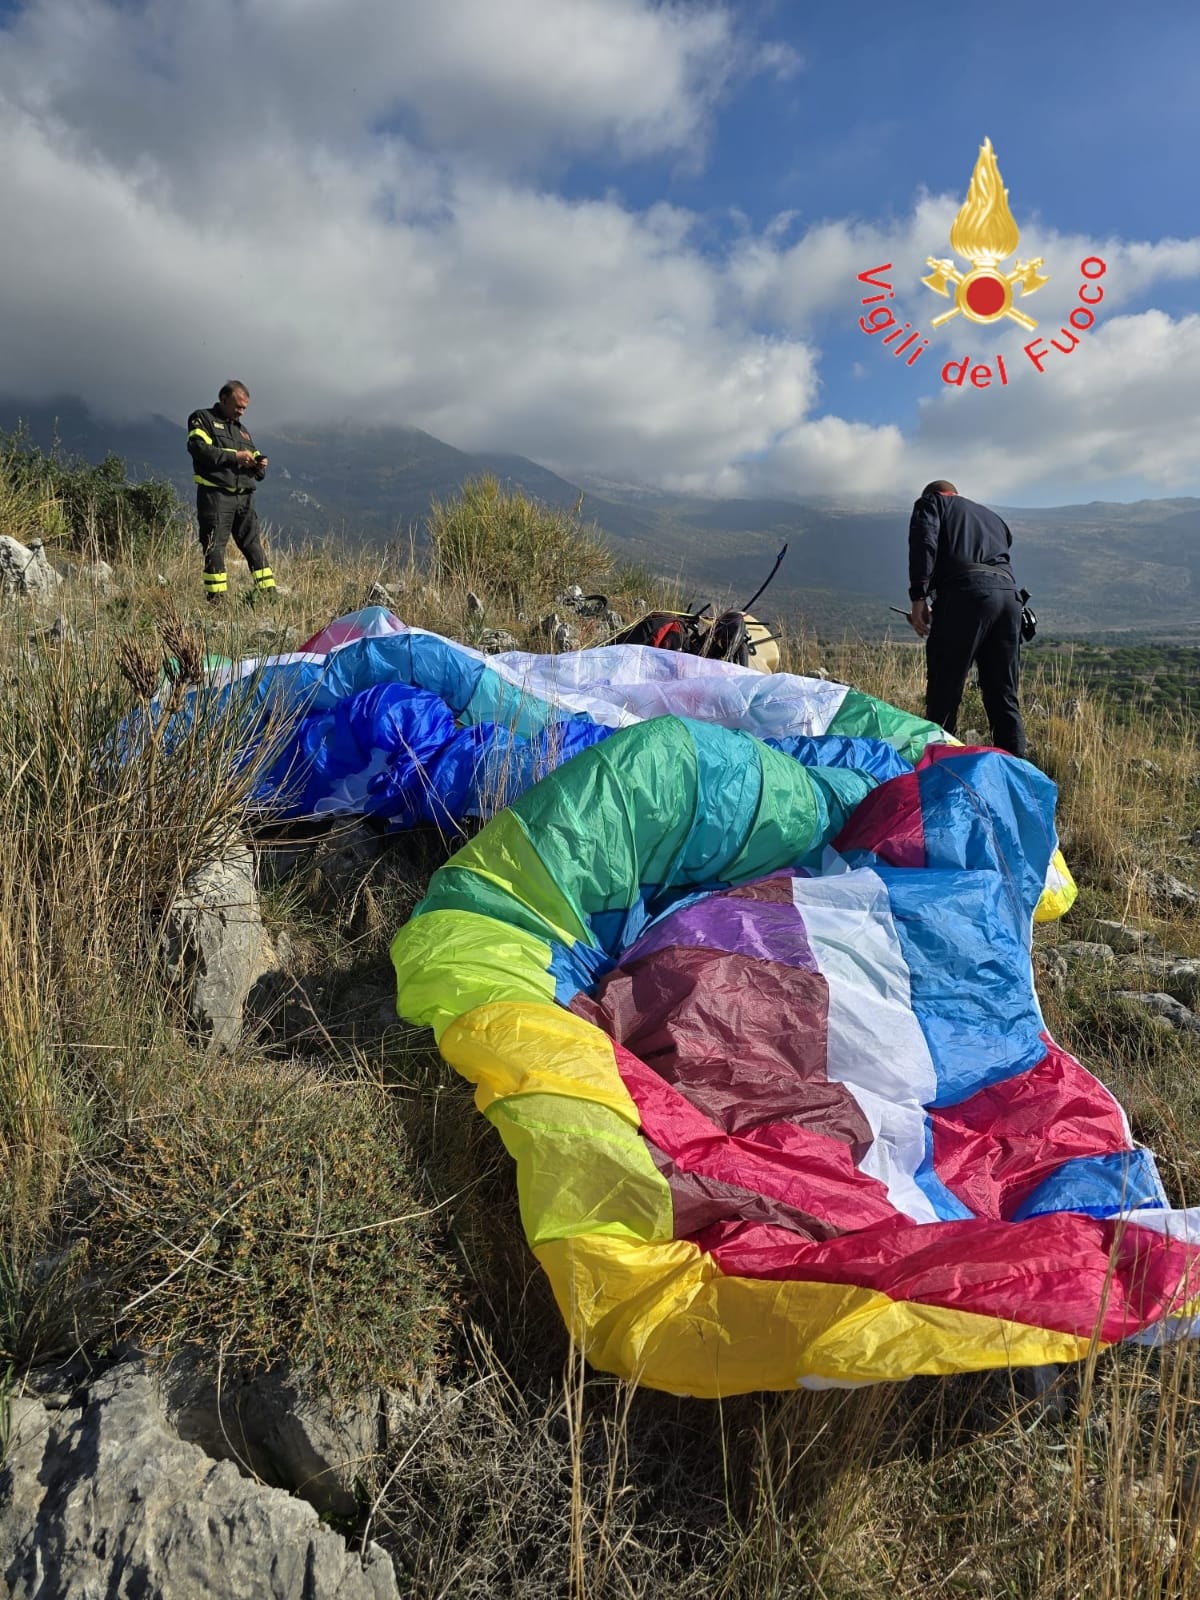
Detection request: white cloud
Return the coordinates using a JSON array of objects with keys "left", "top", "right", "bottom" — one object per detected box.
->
[
  {"left": 0, "top": 0, "right": 1196, "bottom": 504},
  {"left": 911, "top": 310, "right": 1200, "bottom": 501}
]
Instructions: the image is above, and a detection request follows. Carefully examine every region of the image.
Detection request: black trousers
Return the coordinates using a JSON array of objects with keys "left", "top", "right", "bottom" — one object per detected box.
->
[
  {"left": 925, "top": 573, "right": 1027, "bottom": 758},
  {"left": 197, "top": 488, "right": 267, "bottom": 578}
]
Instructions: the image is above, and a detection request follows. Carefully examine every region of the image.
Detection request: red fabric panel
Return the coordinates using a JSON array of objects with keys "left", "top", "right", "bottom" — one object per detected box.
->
[
  {"left": 698, "top": 1212, "right": 1200, "bottom": 1342},
  {"left": 930, "top": 1038, "right": 1132, "bottom": 1219},
  {"left": 645, "top": 1144, "right": 836, "bottom": 1242},
  {"left": 917, "top": 743, "right": 1000, "bottom": 768},
  {"left": 589, "top": 948, "right": 871, "bottom": 1149},
  {"left": 613, "top": 1043, "right": 897, "bottom": 1235},
  {"left": 833, "top": 770, "right": 926, "bottom": 868}
]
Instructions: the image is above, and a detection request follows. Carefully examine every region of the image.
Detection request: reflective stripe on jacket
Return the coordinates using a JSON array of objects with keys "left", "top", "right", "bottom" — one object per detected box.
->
[{"left": 186, "top": 405, "right": 264, "bottom": 494}]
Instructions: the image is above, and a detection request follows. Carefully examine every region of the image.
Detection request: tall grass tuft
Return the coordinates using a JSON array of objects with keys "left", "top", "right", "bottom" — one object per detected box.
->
[{"left": 427, "top": 474, "right": 613, "bottom": 611}]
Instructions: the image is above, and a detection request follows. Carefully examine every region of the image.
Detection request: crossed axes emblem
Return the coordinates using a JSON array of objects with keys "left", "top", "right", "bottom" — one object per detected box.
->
[{"left": 922, "top": 257, "right": 1050, "bottom": 330}]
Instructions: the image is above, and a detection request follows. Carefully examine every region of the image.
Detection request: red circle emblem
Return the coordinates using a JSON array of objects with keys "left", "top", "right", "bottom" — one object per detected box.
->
[{"left": 964, "top": 273, "right": 1007, "bottom": 317}]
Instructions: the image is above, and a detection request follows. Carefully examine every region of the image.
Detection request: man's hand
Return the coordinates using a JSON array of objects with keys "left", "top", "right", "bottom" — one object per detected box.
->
[
  {"left": 255, "top": 454, "right": 268, "bottom": 469},
  {"left": 907, "top": 598, "right": 931, "bottom": 638},
  {"left": 234, "top": 449, "right": 257, "bottom": 467}
]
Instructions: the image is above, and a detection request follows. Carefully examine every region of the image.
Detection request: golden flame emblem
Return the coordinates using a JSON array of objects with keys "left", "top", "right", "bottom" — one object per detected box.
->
[{"left": 923, "top": 138, "right": 1048, "bottom": 330}]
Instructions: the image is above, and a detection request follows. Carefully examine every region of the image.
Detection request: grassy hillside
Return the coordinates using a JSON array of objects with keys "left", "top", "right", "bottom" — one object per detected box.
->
[{"left": 4, "top": 444, "right": 1200, "bottom": 1596}]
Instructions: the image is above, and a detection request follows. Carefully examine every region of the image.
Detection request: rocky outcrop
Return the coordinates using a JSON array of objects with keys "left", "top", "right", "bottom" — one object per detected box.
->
[
  {"left": 0, "top": 535, "right": 63, "bottom": 599},
  {"left": 0, "top": 1360, "right": 399, "bottom": 1599},
  {"left": 164, "top": 1356, "right": 379, "bottom": 1520},
  {"left": 159, "top": 840, "right": 280, "bottom": 1051}
]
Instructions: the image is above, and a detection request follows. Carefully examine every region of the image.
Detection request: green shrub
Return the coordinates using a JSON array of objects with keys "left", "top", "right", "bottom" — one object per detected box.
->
[
  {"left": 0, "top": 429, "right": 184, "bottom": 562},
  {"left": 426, "top": 475, "right": 612, "bottom": 609},
  {"left": 80, "top": 1064, "right": 456, "bottom": 1393}
]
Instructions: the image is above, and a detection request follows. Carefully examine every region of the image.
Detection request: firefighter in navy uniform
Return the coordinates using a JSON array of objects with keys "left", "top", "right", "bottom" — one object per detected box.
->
[
  {"left": 906, "top": 479, "right": 1028, "bottom": 759},
  {"left": 186, "top": 380, "right": 276, "bottom": 604}
]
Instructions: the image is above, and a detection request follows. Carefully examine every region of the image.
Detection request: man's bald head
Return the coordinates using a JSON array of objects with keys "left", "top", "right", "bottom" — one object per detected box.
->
[{"left": 922, "top": 479, "right": 957, "bottom": 496}]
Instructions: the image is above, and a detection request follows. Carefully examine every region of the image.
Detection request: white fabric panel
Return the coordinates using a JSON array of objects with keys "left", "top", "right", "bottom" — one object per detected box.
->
[
  {"left": 482, "top": 642, "right": 850, "bottom": 737},
  {"left": 791, "top": 863, "right": 942, "bottom": 1225}
]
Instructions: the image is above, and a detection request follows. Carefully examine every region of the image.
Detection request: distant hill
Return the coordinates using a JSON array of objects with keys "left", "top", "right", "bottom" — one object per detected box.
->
[{"left": 2, "top": 394, "right": 1198, "bottom": 639}]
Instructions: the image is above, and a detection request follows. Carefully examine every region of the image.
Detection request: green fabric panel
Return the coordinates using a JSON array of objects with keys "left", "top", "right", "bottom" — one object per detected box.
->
[
  {"left": 723, "top": 744, "right": 876, "bottom": 881},
  {"left": 485, "top": 1094, "right": 674, "bottom": 1246},
  {"left": 828, "top": 687, "right": 945, "bottom": 762},
  {"left": 418, "top": 808, "right": 590, "bottom": 949},
  {"left": 505, "top": 717, "right": 701, "bottom": 919},
  {"left": 390, "top": 910, "right": 556, "bottom": 1041},
  {"left": 669, "top": 721, "right": 767, "bottom": 888}
]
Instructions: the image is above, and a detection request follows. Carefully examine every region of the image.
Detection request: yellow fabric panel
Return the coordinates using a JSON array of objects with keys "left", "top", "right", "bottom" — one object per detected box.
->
[
  {"left": 486, "top": 1095, "right": 673, "bottom": 1246},
  {"left": 1035, "top": 847, "right": 1078, "bottom": 924},
  {"left": 441, "top": 1003, "right": 639, "bottom": 1123},
  {"left": 534, "top": 1235, "right": 1094, "bottom": 1398},
  {"left": 390, "top": 909, "right": 556, "bottom": 1041}
]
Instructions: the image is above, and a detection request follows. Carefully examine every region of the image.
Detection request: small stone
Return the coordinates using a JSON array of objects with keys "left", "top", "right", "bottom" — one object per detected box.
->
[
  {"left": 1058, "top": 941, "right": 1116, "bottom": 969},
  {"left": 1112, "top": 991, "right": 1200, "bottom": 1033},
  {"left": 1033, "top": 947, "right": 1069, "bottom": 992},
  {"left": 1084, "top": 920, "right": 1163, "bottom": 955},
  {"left": 478, "top": 628, "right": 519, "bottom": 655}
]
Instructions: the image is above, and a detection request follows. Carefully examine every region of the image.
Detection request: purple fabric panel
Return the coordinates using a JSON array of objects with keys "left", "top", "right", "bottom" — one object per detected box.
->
[{"left": 626, "top": 885, "right": 818, "bottom": 973}]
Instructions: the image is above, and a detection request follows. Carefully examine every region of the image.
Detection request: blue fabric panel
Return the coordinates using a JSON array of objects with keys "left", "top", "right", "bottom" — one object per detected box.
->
[
  {"left": 1012, "top": 1149, "right": 1167, "bottom": 1220},
  {"left": 549, "top": 938, "right": 616, "bottom": 1006},
  {"left": 917, "top": 752, "right": 1058, "bottom": 930},
  {"left": 873, "top": 864, "right": 1046, "bottom": 1107},
  {"left": 767, "top": 733, "right": 912, "bottom": 785}
]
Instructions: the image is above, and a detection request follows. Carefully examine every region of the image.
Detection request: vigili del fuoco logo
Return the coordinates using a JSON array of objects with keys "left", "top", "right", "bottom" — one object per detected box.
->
[{"left": 856, "top": 137, "right": 1107, "bottom": 388}]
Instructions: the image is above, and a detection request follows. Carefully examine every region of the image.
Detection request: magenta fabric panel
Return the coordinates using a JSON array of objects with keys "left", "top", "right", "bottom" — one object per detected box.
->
[
  {"left": 697, "top": 1212, "right": 1200, "bottom": 1343},
  {"left": 612, "top": 1042, "right": 897, "bottom": 1236},
  {"left": 833, "top": 769, "right": 927, "bottom": 868},
  {"left": 930, "top": 1037, "right": 1133, "bottom": 1220},
  {"left": 645, "top": 1144, "right": 841, "bottom": 1242}
]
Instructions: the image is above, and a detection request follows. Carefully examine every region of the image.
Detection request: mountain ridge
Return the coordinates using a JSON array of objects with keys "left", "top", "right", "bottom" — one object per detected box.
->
[{"left": 2, "top": 394, "right": 1197, "bottom": 639}]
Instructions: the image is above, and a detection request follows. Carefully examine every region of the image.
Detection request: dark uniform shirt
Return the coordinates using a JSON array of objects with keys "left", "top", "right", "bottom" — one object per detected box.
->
[
  {"left": 908, "top": 491, "right": 1013, "bottom": 601},
  {"left": 186, "top": 406, "right": 265, "bottom": 495}
]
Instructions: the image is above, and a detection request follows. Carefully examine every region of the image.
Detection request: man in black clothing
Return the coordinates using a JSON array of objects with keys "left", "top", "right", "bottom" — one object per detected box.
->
[
  {"left": 186, "top": 380, "right": 276, "bottom": 604},
  {"left": 906, "top": 480, "right": 1027, "bottom": 758}
]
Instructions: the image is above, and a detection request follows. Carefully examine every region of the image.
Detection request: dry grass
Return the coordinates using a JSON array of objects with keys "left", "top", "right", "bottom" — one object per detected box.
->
[{"left": 3, "top": 478, "right": 1200, "bottom": 1596}]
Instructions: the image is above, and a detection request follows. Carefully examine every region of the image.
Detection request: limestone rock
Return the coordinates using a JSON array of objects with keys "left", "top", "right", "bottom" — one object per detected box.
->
[
  {"left": 63, "top": 557, "right": 117, "bottom": 595},
  {"left": 0, "top": 1361, "right": 399, "bottom": 1599},
  {"left": 1058, "top": 941, "right": 1116, "bottom": 970},
  {"left": 165, "top": 1356, "right": 379, "bottom": 1520},
  {"left": 1085, "top": 919, "right": 1163, "bottom": 955},
  {"left": 1142, "top": 871, "right": 1200, "bottom": 911},
  {"left": 159, "top": 840, "right": 278, "bottom": 1051},
  {"left": 1165, "top": 959, "right": 1200, "bottom": 1010},
  {"left": 0, "top": 535, "right": 63, "bottom": 599},
  {"left": 1112, "top": 990, "right": 1200, "bottom": 1033},
  {"left": 1033, "top": 946, "right": 1069, "bottom": 993}
]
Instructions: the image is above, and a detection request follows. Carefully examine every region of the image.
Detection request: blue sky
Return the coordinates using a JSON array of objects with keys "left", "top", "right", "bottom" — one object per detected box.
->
[{"left": 1, "top": 0, "right": 1197, "bottom": 505}]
